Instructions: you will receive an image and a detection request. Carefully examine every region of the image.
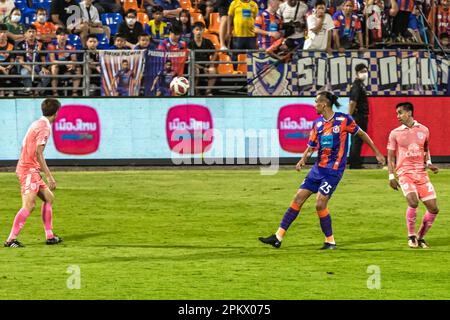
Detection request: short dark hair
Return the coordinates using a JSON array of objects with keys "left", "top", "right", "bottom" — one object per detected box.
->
[
  {"left": 152, "top": 5, "right": 164, "bottom": 13},
  {"left": 355, "top": 63, "right": 368, "bottom": 73},
  {"left": 86, "top": 34, "right": 98, "bottom": 41},
  {"left": 126, "top": 9, "right": 137, "bottom": 17},
  {"left": 192, "top": 21, "right": 205, "bottom": 30},
  {"left": 317, "top": 91, "right": 341, "bottom": 108},
  {"left": 169, "top": 21, "right": 183, "bottom": 35},
  {"left": 0, "top": 23, "right": 7, "bottom": 31},
  {"left": 25, "top": 25, "right": 37, "bottom": 32},
  {"left": 115, "top": 33, "right": 126, "bottom": 40},
  {"left": 36, "top": 7, "right": 48, "bottom": 14},
  {"left": 56, "top": 27, "right": 68, "bottom": 35},
  {"left": 41, "top": 98, "right": 61, "bottom": 117},
  {"left": 138, "top": 33, "right": 150, "bottom": 39},
  {"left": 440, "top": 33, "right": 449, "bottom": 40},
  {"left": 396, "top": 102, "right": 414, "bottom": 116},
  {"left": 315, "top": 0, "right": 326, "bottom": 7}
]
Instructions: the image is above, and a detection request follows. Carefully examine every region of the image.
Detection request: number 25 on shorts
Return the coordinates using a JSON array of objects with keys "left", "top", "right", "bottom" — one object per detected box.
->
[{"left": 320, "top": 182, "right": 332, "bottom": 194}]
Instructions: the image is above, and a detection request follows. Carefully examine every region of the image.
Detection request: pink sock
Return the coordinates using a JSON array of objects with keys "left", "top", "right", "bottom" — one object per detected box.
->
[
  {"left": 418, "top": 211, "right": 438, "bottom": 240},
  {"left": 406, "top": 206, "right": 417, "bottom": 236},
  {"left": 8, "top": 208, "right": 30, "bottom": 241},
  {"left": 41, "top": 202, "right": 54, "bottom": 240}
]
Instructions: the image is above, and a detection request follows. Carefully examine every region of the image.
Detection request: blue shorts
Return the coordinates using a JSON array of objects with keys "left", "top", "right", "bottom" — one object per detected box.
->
[{"left": 300, "top": 165, "right": 343, "bottom": 198}]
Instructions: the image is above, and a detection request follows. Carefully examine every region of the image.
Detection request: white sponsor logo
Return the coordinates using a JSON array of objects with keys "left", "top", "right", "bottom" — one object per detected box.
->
[
  {"left": 405, "top": 143, "right": 422, "bottom": 157},
  {"left": 417, "top": 132, "right": 424, "bottom": 140},
  {"left": 55, "top": 118, "right": 97, "bottom": 132},
  {"left": 168, "top": 118, "right": 211, "bottom": 131},
  {"left": 279, "top": 117, "right": 314, "bottom": 130}
]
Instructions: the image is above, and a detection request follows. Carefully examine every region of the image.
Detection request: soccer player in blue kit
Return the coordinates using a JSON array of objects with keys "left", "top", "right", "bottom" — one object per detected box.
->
[
  {"left": 112, "top": 59, "right": 135, "bottom": 96},
  {"left": 259, "top": 91, "right": 386, "bottom": 249}
]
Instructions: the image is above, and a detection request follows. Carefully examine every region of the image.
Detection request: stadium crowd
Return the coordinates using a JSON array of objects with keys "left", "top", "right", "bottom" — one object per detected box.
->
[{"left": 0, "top": 0, "right": 448, "bottom": 96}]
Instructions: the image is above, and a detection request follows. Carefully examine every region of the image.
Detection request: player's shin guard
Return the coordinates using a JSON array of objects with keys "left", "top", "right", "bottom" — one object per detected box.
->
[
  {"left": 406, "top": 206, "right": 417, "bottom": 236},
  {"left": 278, "top": 202, "right": 300, "bottom": 236},
  {"left": 418, "top": 211, "right": 438, "bottom": 240},
  {"left": 41, "top": 202, "right": 54, "bottom": 240},
  {"left": 8, "top": 208, "right": 30, "bottom": 241},
  {"left": 318, "top": 208, "right": 333, "bottom": 239}
]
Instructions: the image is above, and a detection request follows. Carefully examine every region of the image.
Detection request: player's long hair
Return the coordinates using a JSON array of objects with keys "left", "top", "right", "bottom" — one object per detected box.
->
[{"left": 318, "top": 91, "right": 341, "bottom": 108}]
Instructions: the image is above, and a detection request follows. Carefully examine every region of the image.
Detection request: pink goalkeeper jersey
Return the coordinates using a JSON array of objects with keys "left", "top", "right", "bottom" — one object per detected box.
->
[
  {"left": 387, "top": 121, "right": 429, "bottom": 177},
  {"left": 16, "top": 116, "right": 51, "bottom": 175}
]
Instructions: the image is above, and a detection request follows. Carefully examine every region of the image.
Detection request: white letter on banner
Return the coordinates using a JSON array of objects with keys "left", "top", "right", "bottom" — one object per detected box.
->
[
  {"left": 297, "top": 57, "right": 313, "bottom": 87},
  {"left": 317, "top": 59, "right": 327, "bottom": 87},
  {"left": 441, "top": 59, "right": 449, "bottom": 84},
  {"left": 420, "top": 58, "right": 438, "bottom": 85},
  {"left": 225, "top": 129, "right": 246, "bottom": 164},
  {"left": 379, "top": 56, "right": 397, "bottom": 86},
  {"left": 401, "top": 58, "right": 418, "bottom": 86},
  {"left": 329, "top": 56, "right": 347, "bottom": 86}
]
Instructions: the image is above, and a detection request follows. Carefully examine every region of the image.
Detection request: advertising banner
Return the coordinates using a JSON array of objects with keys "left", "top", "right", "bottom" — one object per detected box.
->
[
  {"left": 248, "top": 51, "right": 450, "bottom": 96},
  {"left": 2, "top": 97, "right": 449, "bottom": 164}
]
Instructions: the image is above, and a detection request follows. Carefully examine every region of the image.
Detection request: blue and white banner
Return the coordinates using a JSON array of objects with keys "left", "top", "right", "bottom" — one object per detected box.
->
[
  {"left": 248, "top": 50, "right": 450, "bottom": 96},
  {"left": 143, "top": 50, "right": 188, "bottom": 96},
  {"left": 99, "top": 50, "right": 145, "bottom": 96}
]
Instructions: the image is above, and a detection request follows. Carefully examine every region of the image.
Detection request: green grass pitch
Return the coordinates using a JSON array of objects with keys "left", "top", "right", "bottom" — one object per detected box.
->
[{"left": 0, "top": 168, "right": 449, "bottom": 300}]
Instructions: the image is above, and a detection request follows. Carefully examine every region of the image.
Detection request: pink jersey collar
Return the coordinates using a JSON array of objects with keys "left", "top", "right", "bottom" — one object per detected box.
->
[
  {"left": 400, "top": 120, "right": 420, "bottom": 129},
  {"left": 40, "top": 116, "right": 51, "bottom": 128}
]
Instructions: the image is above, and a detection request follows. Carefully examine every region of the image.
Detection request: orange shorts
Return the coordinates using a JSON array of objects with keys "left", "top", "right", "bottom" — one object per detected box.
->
[
  {"left": 398, "top": 173, "right": 436, "bottom": 202},
  {"left": 17, "top": 172, "right": 48, "bottom": 195}
]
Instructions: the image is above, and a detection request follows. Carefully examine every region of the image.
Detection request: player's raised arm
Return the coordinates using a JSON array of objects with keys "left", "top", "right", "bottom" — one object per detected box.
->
[
  {"left": 387, "top": 149, "right": 399, "bottom": 190},
  {"left": 36, "top": 144, "right": 56, "bottom": 190},
  {"left": 356, "top": 129, "right": 385, "bottom": 165}
]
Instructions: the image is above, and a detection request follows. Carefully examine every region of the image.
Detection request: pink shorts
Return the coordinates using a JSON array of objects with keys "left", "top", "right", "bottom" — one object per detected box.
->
[
  {"left": 17, "top": 172, "right": 48, "bottom": 195},
  {"left": 398, "top": 173, "right": 436, "bottom": 202}
]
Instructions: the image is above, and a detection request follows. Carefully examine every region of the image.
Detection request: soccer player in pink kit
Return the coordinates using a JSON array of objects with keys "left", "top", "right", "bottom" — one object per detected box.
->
[
  {"left": 4, "top": 98, "right": 63, "bottom": 247},
  {"left": 387, "top": 102, "right": 439, "bottom": 249}
]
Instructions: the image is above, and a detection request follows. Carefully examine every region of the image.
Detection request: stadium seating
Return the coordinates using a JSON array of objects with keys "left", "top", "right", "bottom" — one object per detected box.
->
[
  {"left": 14, "top": 0, "right": 29, "bottom": 11},
  {"left": 180, "top": 0, "right": 192, "bottom": 10},
  {"left": 68, "top": 34, "right": 82, "bottom": 50},
  {"left": 101, "top": 13, "right": 123, "bottom": 37},
  {"left": 202, "top": 32, "right": 220, "bottom": 50},
  {"left": 122, "top": 0, "right": 139, "bottom": 12},
  {"left": 217, "top": 53, "right": 234, "bottom": 75},
  {"left": 137, "top": 12, "right": 149, "bottom": 26},
  {"left": 236, "top": 53, "right": 248, "bottom": 74},
  {"left": 191, "top": 12, "right": 207, "bottom": 30},
  {"left": 96, "top": 33, "right": 110, "bottom": 49},
  {"left": 22, "top": 8, "right": 37, "bottom": 27},
  {"left": 208, "top": 12, "right": 220, "bottom": 34}
]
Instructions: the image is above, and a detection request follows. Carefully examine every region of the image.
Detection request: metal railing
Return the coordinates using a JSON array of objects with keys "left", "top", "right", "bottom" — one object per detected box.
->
[{"left": 1, "top": 47, "right": 443, "bottom": 97}]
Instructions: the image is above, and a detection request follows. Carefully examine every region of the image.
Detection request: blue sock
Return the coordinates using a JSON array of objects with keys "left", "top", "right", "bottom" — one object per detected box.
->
[
  {"left": 280, "top": 207, "right": 300, "bottom": 231},
  {"left": 319, "top": 214, "right": 333, "bottom": 238}
]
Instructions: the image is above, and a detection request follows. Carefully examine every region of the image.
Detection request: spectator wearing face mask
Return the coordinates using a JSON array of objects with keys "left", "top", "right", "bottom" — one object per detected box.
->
[
  {"left": 33, "top": 8, "right": 58, "bottom": 44},
  {"left": 348, "top": 63, "right": 369, "bottom": 170},
  {"left": 5, "top": 7, "right": 25, "bottom": 43},
  {"left": 118, "top": 9, "right": 144, "bottom": 47}
]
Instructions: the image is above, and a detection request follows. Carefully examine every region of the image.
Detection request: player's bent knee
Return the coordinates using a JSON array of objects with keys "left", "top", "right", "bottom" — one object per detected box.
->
[
  {"left": 429, "top": 206, "right": 439, "bottom": 214},
  {"left": 315, "top": 201, "right": 327, "bottom": 212}
]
